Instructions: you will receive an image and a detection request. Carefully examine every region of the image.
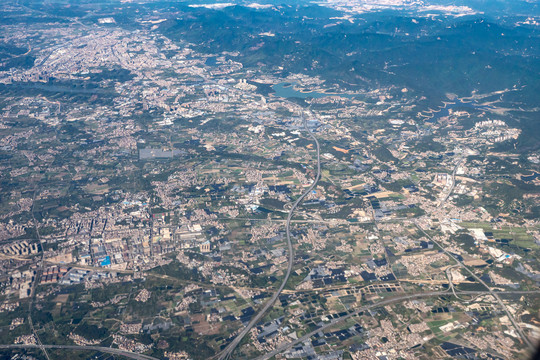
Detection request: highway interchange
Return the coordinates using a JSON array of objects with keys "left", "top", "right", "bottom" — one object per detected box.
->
[
  {"left": 254, "top": 289, "right": 539, "bottom": 360},
  {"left": 2, "top": 113, "right": 536, "bottom": 360},
  {"left": 226, "top": 147, "right": 537, "bottom": 359},
  {"left": 218, "top": 111, "right": 321, "bottom": 360}
]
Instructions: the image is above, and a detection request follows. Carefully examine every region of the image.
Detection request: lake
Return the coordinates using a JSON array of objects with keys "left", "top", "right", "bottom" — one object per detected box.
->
[
  {"left": 426, "top": 99, "right": 488, "bottom": 122},
  {"left": 272, "top": 82, "right": 356, "bottom": 99}
]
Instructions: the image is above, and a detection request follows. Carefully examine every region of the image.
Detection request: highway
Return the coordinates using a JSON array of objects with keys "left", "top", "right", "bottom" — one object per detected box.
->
[
  {"left": 415, "top": 222, "right": 535, "bottom": 350},
  {"left": 438, "top": 157, "right": 464, "bottom": 207},
  {"left": 255, "top": 291, "right": 453, "bottom": 360},
  {"left": 218, "top": 111, "right": 321, "bottom": 360},
  {"left": 255, "top": 289, "right": 539, "bottom": 360},
  {"left": 248, "top": 155, "right": 536, "bottom": 360},
  {"left": 28, "top": 189, "right": 51, "bottom": 360},
  {"left": 446, "top": 265, "right": 468, "bottom": 301},
  {"left": 0, "top": 344, "right": 159, "bottom": 360},
  {"left": 427, "top": 154, "right": 534, "bottom": 350}
]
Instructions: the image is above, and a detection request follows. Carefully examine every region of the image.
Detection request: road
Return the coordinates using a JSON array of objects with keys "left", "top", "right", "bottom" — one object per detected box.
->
[
  {"left": 255, "top": 291, "right": 452, "bottom": 360},
  {"left": 427, "top": 154, "right": 534, "bottom": 350},
  {"left": 215, "top": 218, "right": 334, "bottom": 224},
  {"left": 446, "top": 265, "right": 468, "bottom": 301},
  {"left": 0, "top": 344, "right": 158, "bottom": 360},
  {"left": 218, "top": 111, "right": 321, "bottom": 360},
  {"left": 255, "top": 289, "right": 539, "bottom": 360},
  {"left": 249, "top": 181, "right": 537, "bottom": 360},
  {"left": 415, "top": 222, "right": 535, "bottom": 350},
  {"left": 438, "top": 157, "right": 464, "bottom": 207},
  {"left": 28, "top": 190, "right": 51, "bottom": 360}
]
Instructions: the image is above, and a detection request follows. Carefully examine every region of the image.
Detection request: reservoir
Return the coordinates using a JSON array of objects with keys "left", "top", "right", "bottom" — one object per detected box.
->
[
  {"left": 521, "top": 172, "right": 539, "bottom": 182},
  {"left": 272, "top": 82, "right": 356, "bottom": 99},
  {"left": 426, "top": 100, "right": 488, "bottom": 122}
]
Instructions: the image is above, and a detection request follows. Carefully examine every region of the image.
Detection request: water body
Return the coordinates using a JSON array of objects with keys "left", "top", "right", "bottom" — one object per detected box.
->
[
  {"left": 426, "top": 99, "right": 487, "bottom": 123},
  {"left": 521, "top": 172, "right": 539, "bottom": 182},
  {"left": 272, "top": 82, "right": 356, "bottom": 99},
  {"left": 205, "top": 56, "right": 218, "bottom": 66}
]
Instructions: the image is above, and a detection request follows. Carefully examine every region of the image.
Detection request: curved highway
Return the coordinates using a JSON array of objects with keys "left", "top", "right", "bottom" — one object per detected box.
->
[
  {"left": 218, "top": 111, "right": 321, "bottom": 360},
  {"left": 255, "top": 291, "right": 449, "bottom": 360},
  {"left": 415, "top": 222, "right": 534, "bottom": 350},
  {"left": 438, "top": 157, "right": 464, "bottom": 208},
  {"left": 255, "top": 289, "right": 539, "bottom": 360},
  {"left": 0, "top": 344, "right": 159, "bottom": 360}
]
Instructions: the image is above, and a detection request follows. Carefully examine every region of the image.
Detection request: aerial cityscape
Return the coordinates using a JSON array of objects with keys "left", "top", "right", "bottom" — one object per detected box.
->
[{"left": 0, "top": 0, "right": 539, "bottom": 359}]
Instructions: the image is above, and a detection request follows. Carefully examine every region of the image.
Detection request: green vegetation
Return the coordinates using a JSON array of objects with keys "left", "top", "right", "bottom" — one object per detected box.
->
[
  {"left": 73, "top": 323, "right": 109, "bottom": 340},
  {"left": 372, "top": 146, "right": 397, "bottom": 164}
]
